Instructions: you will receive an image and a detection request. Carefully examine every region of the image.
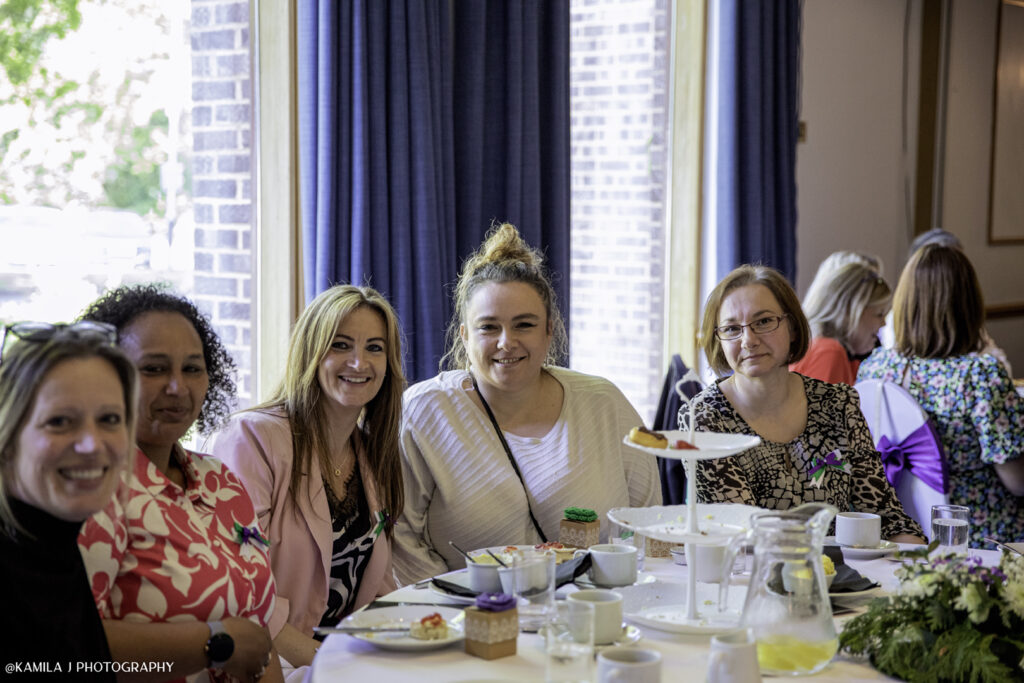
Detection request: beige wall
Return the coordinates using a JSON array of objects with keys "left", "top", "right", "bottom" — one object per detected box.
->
[{"left": 797, "top": 0, "right": 1024, "bottom": 373}]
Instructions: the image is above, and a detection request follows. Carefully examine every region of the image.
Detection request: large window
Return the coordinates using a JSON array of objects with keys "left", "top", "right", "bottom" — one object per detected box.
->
[
  {"left": 0, "top": 0, "right": 255, "bottom": 404},
  {"left": 569, "top": 0, "right": 673, "bottom": 422}
]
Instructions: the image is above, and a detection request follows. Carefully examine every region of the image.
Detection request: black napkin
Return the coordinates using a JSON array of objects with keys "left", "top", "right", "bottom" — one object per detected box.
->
[
  {"left": 430, "top": 553, "right": 593, "bottom": 599},
  {"left": 824, "top": 544, "right": 878, "bottom": 593}
]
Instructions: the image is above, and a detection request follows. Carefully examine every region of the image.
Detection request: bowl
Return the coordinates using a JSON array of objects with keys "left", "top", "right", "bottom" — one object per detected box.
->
[{"left": 466, "top": 561, "right": 502, "bottom": 593}]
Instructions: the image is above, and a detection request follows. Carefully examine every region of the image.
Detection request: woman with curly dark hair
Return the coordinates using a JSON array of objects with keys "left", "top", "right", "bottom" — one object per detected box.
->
[{"left": 76, "top": 284, "right": 282, "bottom": 682}]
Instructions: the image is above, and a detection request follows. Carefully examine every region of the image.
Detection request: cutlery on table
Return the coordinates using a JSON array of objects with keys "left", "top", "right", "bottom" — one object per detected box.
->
[
  {"left": 449, "top": 540, "right": 476, "bottom": 563},
  {"left": 983, "top": 537, "right": 1023, "bottom": 555},
  {"left": 314, "top": 625, "right": 411, "bottom": 635}
]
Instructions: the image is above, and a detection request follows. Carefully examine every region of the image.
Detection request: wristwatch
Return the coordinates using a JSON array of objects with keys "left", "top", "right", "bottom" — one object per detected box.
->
[{"left": 205, "top": 621, "right": 234, "bottom": 669}]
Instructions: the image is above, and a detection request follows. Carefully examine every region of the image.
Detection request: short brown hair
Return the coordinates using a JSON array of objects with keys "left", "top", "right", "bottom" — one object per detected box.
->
[
  {"left": 893, "top": 244, "right": 983, "bottom": 358},
  {"left": 700, "top": 264, "right": 811, "bottom": 376}
]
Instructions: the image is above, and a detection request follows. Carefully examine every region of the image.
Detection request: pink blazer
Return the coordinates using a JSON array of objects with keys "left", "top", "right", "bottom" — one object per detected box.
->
[{"left": 213, "top": 409, "right": 396, "bottom": 638}]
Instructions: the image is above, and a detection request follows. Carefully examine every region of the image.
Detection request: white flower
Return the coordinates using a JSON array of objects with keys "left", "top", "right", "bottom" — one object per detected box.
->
[
  {"left": 1005, "top": 582, "right": 1024, "bottom": 620},
  {"left": 953, "top": 584, "right": 990, "bottom": 624}
]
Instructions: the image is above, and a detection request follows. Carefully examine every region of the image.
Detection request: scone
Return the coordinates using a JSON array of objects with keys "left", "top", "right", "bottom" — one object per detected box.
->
[{"left": 628, "top": 425, "right": 667, "bottom": 449}]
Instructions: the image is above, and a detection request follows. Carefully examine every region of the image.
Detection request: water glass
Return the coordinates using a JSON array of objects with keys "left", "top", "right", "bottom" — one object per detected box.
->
[
  {"left": 510, "top": 549, "right": 556, "bottom": 631},
  {"left": 545, "top": 601, "right": 595, "bottom": 683},
  {"left": 931, "top": 504, "right": 970, "bottom": 555}
]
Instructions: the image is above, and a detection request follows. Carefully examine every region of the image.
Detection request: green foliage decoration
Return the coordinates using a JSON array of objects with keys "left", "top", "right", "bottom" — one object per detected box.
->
[{"left": 839, "top": 541, "right": 1024, "bottom": 682}]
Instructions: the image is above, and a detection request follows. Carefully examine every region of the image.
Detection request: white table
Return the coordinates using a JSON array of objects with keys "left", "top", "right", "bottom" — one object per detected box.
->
[{"left": 311, "top": 548, "right": 1000, "bottom": 682}]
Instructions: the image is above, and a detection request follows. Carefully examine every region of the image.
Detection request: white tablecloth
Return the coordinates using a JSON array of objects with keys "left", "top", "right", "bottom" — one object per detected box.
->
[{"left": 311, "top": 547, "right": 1000, "bottom": 682}]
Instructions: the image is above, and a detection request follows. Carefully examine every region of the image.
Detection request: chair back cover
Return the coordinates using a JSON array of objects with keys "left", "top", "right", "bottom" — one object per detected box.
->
[{"left": 855, "top": 379, "right": 949, "bottom": 531}]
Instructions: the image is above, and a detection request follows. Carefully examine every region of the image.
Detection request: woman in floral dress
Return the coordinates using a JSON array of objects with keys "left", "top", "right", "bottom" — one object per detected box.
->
[{"left": 858, "top": 245, "right": 1024, "bottom": 547}]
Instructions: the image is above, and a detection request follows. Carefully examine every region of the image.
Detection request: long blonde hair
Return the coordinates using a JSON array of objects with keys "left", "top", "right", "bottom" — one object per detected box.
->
[
  {"left": 251, "top": 285, "right": 406, "bottom": 537},
  {"left": 441, "top": 222, "right": 568, "bottom": 371}
]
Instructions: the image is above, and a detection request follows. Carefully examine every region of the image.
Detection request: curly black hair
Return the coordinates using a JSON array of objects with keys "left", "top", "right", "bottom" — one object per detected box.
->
[{"left": 79, "top": 283, "right": 237, "bottom": 435}]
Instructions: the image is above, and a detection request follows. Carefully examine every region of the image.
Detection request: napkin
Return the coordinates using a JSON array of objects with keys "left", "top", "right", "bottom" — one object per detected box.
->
[
  {"left": 430, "top": 553, "right": 593, "bottom": 599},
  {"left": 824, "top": 545, "right": 878, "bottom": 593}
]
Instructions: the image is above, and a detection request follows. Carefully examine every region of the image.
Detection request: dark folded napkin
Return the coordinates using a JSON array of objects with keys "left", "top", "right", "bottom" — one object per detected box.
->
[
  {"left": 824, "top": 544, "right": 878, "bottom": 593},
  {"left": 430, "top": 553, "right": 593, "bottom": 599}
]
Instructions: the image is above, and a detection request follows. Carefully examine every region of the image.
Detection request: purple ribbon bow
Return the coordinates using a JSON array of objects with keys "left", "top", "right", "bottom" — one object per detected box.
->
[
  {"left": 808, "top": 450, "right": 843, "bottom": 478},
  {"left": 877, "top": 421, "right": 948, "bottom": 494}
]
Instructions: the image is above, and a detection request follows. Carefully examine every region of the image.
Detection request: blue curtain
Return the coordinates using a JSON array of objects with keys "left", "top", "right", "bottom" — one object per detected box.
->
[
  {"left": 714, "top": 0, "right": 800, "bottom": 284},
  {"left": 298, "top": 0, "right": 570, "bottom": 381}
]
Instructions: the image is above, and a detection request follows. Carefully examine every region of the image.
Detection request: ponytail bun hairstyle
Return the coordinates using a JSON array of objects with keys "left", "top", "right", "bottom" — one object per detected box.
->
[{"left": 441, "top": 222, "right": 568, "bottom": 371}]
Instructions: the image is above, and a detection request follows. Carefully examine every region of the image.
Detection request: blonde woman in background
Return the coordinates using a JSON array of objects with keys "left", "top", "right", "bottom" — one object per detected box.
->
[
  {"left": 215, "top": 285, "right": 406, "bottom": 669},
  {"left": 791, "top": 262, "right": 891, "bottom": 385},
  {"left": 392, "top": 223, "right": 659, "bottom": 585}
]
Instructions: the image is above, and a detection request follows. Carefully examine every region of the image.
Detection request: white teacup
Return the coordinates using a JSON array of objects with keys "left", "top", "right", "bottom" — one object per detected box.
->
[
  {"left": 707, "top": 628, "right": 762, "bottom": 683},
  {"left": 597, "top": 647, "right": 661, "bottom": 683},
  {"left": 568, "top": 589, "right": 623, "bottom": 645},
  {"left": 466, "top": 559, "right": 502, "bottom": 593},
  {"left": 586, "top": 543, "right": 638, "bottom": 587},
  {"left": 836, "top": 512, "right": 881, "bottom": 548}
]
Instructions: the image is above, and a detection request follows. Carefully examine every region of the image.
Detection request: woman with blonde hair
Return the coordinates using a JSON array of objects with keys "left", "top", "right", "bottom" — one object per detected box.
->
[
  {"left": 215, "top": 284, "right": 406, "bottom": 668},
  {"left": 791, "top": 261, "right": 890, "bottom": 384},
  {"left": 858, "top": 245, "right": 1024, "bottom": 546},
  {"left": 1, "top": 323, "right": 136, "bottom": 674},
  {"left": 393, "top": 222, "right": 659, "bottom": 584},
  {"left": 685, "top": 264, "right": 923, "bottom": 542}
]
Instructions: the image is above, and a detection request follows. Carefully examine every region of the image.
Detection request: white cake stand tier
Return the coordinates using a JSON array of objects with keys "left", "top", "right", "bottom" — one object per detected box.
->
[{"left": 618, "top": 430, "right": 762, "bottom": 630}]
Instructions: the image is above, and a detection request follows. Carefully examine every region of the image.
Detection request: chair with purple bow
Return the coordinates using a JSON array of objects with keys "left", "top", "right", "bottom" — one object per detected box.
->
[{"left": 854, "top": 378, "right": 950, "bottom": 531}]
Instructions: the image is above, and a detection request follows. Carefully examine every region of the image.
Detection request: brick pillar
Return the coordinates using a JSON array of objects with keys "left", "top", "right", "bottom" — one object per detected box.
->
[{"left": 189, "top": 0, "right": 253, "bottom": 404}]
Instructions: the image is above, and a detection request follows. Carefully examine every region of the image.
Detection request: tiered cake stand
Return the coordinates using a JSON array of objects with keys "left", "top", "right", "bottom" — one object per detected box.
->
[{"left": 616, "top": 430, "right": 761, "bottom": 631}]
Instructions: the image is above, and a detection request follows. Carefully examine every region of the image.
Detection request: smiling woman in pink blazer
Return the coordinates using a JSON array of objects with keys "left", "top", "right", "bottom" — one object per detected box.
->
[{"left": 215, "top": 285, "right": 406, "bottom": 669}]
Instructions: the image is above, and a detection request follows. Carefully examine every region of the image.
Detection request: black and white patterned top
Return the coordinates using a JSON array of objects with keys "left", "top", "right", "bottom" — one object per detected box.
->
[
  {"left": 318, "top": 462, "right": 375, "bottom": 625},
  {"left": 681, "top": 375, "right": 923, "bottom": 539}
]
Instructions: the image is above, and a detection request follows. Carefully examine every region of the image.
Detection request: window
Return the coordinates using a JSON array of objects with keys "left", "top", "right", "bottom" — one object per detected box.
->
[{"left": 0, "top": 0, "right": 256, "bottom": 405}]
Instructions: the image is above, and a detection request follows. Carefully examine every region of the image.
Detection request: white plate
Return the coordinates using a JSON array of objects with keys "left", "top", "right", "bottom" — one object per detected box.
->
[
  {"left": 335, "top": 606, "right": 465, "bottom": 651},
  {"left": 428, "top": 570, "right": 478, "bottom": 605},
  {"left": 826, "top": 537, "right": 899, "bottom": 560},
  {"left": 607, "top": 503, "right": 768, "bottom": 545},
  {"left": 538, "top": 623, "right": 642, "bottom": 650},
  {"left": 622, "top": 430, "right": 761, "bottom": 460},
  {"left": 615, "top": 579, "right": 748, "bottom": 635}
]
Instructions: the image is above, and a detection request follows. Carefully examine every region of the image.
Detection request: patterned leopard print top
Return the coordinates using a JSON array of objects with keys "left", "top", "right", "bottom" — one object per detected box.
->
[{"left": 681, "top": 374, "right": 923, "bottom": 539}]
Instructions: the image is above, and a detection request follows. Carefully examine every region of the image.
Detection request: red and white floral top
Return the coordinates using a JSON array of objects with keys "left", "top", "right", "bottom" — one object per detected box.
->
[{"left": 79, "top": 447, "right": 275, "bottom": 678}]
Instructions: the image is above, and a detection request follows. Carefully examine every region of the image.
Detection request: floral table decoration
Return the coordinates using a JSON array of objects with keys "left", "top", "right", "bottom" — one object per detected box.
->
[{"left": 840, "top": 542, "right": 1024, "bottom": 682}]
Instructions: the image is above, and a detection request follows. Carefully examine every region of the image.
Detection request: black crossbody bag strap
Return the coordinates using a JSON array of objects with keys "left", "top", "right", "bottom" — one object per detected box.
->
[{"left": 470, "top": 374, "right": 549, "bottom": 543}]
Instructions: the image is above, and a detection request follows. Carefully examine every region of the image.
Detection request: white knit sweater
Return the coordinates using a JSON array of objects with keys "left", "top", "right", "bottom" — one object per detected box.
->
[{"left": 392, "top": 367, "right": 660, "bottom": 585}]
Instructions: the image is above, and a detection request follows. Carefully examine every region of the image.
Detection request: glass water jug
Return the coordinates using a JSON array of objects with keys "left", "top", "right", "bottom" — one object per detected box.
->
[{"left": 720, "top": 503, "right": 839, "bottom": 676}]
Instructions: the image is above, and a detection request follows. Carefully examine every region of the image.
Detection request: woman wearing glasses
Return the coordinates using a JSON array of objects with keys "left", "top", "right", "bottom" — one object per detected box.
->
[
  {"left": 76, "top": 285, "right": 281, "bottom": 682},
  {"left": 684, "top": 265, "right": 923, "bottom": 542},
  {"left": 791, "top": 260, "right": 890, "bottom": 385},
  {"left": 1, "top": 322, "right": 135, "bottom": 677}
]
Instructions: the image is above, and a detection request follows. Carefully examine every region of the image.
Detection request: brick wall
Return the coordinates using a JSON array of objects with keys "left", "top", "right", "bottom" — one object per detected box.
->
[
  {"left": 569, "top": 0, "right": 671, "bottom": 422},
  {"left": 189, "top": 0, "right": 254, "bottom": 404}
]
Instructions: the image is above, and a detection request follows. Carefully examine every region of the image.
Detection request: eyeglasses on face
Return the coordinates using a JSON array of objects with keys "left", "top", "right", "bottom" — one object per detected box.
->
[
  {"left": 714, "top": 314, "right": 788, "bottom": 341},
  {"left": 0, "top": 321, "right": 118, "bottom": 365}
]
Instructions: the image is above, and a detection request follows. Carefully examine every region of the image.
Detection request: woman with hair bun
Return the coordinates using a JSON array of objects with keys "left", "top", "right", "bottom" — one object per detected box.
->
[
  {"left": 393, "top": 223, "right": 659, "bottom": 584},
  {"left": 791, "top": 261, "right": 891, "bottom": 385}
]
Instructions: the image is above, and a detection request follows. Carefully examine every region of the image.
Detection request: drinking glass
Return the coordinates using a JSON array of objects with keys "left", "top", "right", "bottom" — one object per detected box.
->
[
  {"left": 931, "top": 505, "right": 970, "bottom": 555},
  {"left": 545, "top": 601, "right": 595, "bottom": 683},
  {"left": 510, "top": 549, "right": 556, "bottom": 631}
]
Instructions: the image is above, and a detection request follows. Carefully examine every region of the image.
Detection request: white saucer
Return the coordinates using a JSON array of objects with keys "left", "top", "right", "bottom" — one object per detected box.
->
[
  {"left": 573, "top": 572, "right": 657, "bottom": 590},
  {"left": 616, "top": 579, "right": 747, "bottom": 635},
  {"left": 596, "top": 624, "right": 642, "bottom": 650},
  {"left": 829, "top": 586, "right": 881, "bottom": 599},
  {"left": 827, "top": 537, "right": 898, "bottom": 560}
]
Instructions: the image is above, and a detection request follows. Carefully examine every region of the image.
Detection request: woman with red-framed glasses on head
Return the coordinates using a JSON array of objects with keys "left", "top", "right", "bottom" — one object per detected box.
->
[{"left": 684, "top": 265, "right": 924, "bottom": 544}]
